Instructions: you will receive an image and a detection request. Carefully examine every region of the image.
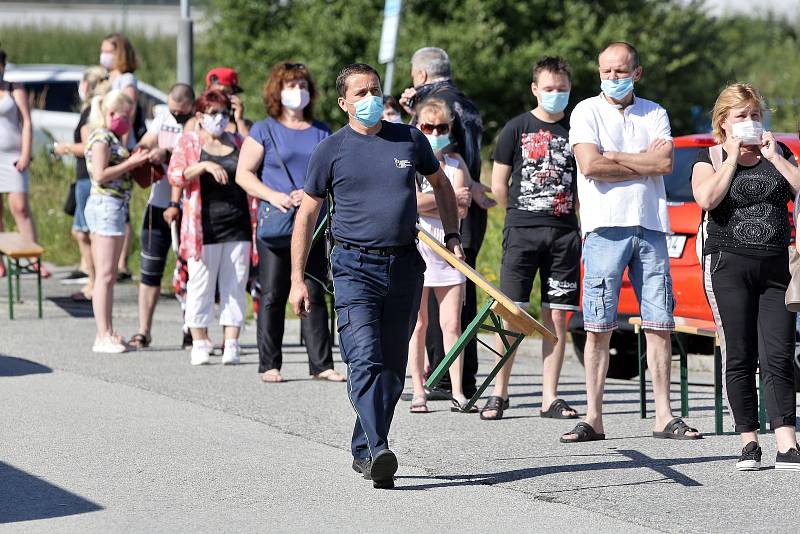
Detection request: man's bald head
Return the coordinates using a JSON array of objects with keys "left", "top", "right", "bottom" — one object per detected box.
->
[
  {"left": 169, "top": 83, "right": 195, "bottom": 105},
  {"left": 599, "top": 42, "right": 640, "bottom": 70}
]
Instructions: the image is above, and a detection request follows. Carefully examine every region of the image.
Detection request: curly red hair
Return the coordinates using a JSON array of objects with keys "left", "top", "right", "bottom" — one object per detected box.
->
[{"left": 262, "top": 61, "right": 316, "bottom": 121}]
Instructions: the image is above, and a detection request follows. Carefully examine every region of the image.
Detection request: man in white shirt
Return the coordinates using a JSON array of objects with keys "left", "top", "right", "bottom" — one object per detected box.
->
[{"left": 564, "top": 42, "right": 701, "bottom": 442}]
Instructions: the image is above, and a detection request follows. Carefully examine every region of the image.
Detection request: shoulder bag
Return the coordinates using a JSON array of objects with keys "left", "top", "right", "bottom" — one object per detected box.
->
[{"left": 256, "top": 122, "right": 298, "bottom": 249}]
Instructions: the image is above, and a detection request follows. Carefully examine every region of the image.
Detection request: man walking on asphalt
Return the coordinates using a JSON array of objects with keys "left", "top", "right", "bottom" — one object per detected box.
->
[
  {"left": 289, "top": 63, "right": 464, "bottom": 489},
  {"left": 564, "top": 42, "right": 701, "bottom": 443}
]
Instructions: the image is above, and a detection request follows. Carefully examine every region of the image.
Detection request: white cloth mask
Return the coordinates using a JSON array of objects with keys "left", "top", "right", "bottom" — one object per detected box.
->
[
  {"left": 281, "top": 88, "right": 310, "bottom": 110},
  {"left": 731, "top": 120, "right": 764, "bottom": 145},
  {"left": 202, "top": 112, "right": 229, "bottom": 137},
  {"left": 99, "top": 52, "right": 115, "bottom": 70}
]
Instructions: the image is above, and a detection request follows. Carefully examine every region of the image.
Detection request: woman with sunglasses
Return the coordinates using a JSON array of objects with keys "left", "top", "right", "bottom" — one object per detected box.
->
[
  {"left": 236, "top": 61, "right": 344, "bottom": 384},
  {"left": 407, "top": 97, "right": 473, "bottom": 413},
  {"left": 169, "top": 89, "right": 254, "bottom": 366}
]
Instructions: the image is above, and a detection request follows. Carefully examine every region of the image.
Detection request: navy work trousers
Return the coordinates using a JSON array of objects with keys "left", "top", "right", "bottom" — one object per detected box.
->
[{"left": 331, "top": 245, "right": 425, "bottom": 460}]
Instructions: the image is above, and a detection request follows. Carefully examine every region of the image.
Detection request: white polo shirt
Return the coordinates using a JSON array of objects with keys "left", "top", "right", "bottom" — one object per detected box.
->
[{"left": 569, "top": 94, "right": 672, "bottom": 235}]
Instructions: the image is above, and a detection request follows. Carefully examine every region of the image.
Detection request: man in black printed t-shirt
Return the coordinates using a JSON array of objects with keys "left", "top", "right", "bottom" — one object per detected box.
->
[{"left": 481, "top": 56, "right": 581, "bottom": 421}]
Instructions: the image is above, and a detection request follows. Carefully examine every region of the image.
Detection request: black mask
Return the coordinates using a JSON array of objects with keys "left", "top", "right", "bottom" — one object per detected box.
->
[{"left": 171, "top": 111, "right": 193, "bottom": 125}]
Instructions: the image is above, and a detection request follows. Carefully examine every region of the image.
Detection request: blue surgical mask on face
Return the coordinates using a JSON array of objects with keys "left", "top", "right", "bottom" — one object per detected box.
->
[
  {"left": 345, "top": 95, "right": 383, "bottom": 127},
  {"left": 539, "top": 91, "right": 570, "bottom": 114},
  {"left": 425, "top": 133, "right": 450, "bottom": 152},
  {"left": 600, "top": 77, "right": 634, "bottom": 101}
]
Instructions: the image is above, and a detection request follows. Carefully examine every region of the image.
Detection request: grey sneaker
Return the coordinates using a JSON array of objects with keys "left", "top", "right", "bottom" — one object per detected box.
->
[
  {"left": 736, "top": 441, "right": 761, "bottom": 471},
  {"left": 352, "top": 457, "right": 371, "bottom": 480},
  {"left": 776, "top": 444, "right": 800, "bottom": 471}
]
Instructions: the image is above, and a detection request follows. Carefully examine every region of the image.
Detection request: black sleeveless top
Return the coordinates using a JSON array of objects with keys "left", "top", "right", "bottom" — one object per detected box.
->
[{"left": 199, "top": 147, "right": 251, "bottom": 245}]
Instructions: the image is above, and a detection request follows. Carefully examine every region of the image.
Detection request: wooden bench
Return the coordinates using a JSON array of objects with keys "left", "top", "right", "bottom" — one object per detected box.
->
[
  {"left": 0, "top": 232, "right": 45, "bottom": 319},
  {"left": 629, "top": 316, "right": 766, "bottom": 435},
  {"left": 417, "top": 226, "right": 557, "bottom": 412}
]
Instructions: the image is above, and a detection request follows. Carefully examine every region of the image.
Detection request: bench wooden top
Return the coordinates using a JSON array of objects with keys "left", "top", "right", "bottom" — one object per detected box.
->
[
  {"left": 416, "top": 226, "right": 557, "bottom": 343},
  {"left": 0, "top": 232, "right": 45, "bottom": 259},
  {"left": 628, "top": 316, "right": 718, "bottom": 338}
]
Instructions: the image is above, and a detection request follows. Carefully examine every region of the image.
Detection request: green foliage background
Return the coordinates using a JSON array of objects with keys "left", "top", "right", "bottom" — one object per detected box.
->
[{"left": 3, "top": 0, "right": 800, "bottom": 314}]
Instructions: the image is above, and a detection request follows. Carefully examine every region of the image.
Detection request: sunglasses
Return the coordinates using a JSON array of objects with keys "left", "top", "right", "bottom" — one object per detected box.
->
[
  {"left": 283, "top": 62, "right": 307, "bottom": 70},
  {"left": 419, "top": 123, "right": 450, "bottom": 135}
]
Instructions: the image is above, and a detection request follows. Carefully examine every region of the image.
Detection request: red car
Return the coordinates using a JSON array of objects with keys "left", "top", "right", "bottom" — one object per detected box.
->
[{"left": 569, "top": 133, "right": 800, "bottom": 390}]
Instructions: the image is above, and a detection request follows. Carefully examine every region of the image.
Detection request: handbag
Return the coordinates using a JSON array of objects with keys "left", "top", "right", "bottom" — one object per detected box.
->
[
  {"left": 786, "top": 199, "right": 800, "bottom": 311},
  {"left": 63, "top": 181, "right": 77, "bottom": 217},
  {"left": 130, "top": 161, "right": 165, "bottom": 188},
  {"left": 256, "top": 122, "right": 298, "bottom": 249}
]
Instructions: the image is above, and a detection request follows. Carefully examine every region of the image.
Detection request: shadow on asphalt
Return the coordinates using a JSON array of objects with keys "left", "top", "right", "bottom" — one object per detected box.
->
[
  {"left": 0, "top": 461, "right": 102, "bottom": 523},
  {"left": 0, "top": 355, "right": 52, "bottom": 377},
  {"left": 394, "top": 450, "right": 738, "bottom": 491},
  {"left": 47, "top": 297, "right": 93, "bottom": 318}
]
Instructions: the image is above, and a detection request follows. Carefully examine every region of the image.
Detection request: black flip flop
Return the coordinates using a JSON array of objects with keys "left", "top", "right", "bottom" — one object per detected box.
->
[
  {"left": 479, "top": 396, "right": 509, "bottom": 420},
  {"left": 560, "top": 422, "right": 605, "bottom": 443},
  {"left": 541, "top": 398, "right": 579, "bottom": 419},
  {"left": 653, "top": 417, "right": 703, "bottom": 440}
]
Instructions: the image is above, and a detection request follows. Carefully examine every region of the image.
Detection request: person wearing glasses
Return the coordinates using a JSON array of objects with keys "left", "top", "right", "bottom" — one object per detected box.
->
[
  {"left": 168, "top": 89, "right": 254, "bottom": 366},
  {"left": 236, "top": 61, "right": 344, "bottom": 384},
  {"left": 407, "top": 97, "right": 473, "bottom": 413}
]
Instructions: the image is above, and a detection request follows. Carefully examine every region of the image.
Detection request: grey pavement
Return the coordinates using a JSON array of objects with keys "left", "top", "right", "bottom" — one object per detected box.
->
[{"left": 1, "top": 266, "right": 799, "bottom": 533}]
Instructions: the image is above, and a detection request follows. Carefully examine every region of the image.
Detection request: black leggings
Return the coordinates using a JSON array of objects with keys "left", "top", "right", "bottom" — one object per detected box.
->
[
  {"left": 256, "top": 238, "right": 332, "bottom": 374},
  {"left": 140, "top": 205, "right": 172, "bottom": 287},
  {"left": 704, "top": 250, "right": 796, "bottom": 432}
]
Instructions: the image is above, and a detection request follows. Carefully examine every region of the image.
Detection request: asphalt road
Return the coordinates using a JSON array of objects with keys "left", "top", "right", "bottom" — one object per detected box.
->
[{"left": 1, "top": 267, "right": 798, "bottom": 533}]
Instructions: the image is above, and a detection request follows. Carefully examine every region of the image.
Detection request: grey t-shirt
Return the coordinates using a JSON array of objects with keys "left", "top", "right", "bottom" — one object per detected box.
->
[{"left": 305, "top": 121, "right": 440, "bottom": 248}]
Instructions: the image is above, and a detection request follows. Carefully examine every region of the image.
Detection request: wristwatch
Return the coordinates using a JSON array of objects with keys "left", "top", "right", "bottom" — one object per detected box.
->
[
  {"left": 168, "top": 201, "right": 180, "bottom": 209},
  {"left": 443, "top": 232, "right": 462, "bottom": 244}
]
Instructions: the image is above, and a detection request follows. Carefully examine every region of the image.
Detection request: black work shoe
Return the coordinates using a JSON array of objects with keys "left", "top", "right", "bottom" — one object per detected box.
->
[
  {"left": 424, "top": 387, "right": 453, "bottom": 401},
  {"left": 736, "top": 441, "right": 762, "bottom": 471},
  {"left": 352, "top": 457, "right": 372, "bottom": 480},
  {"left": 776, "top": 444, "right": 800, "bottom": 471},
  {"left": 369, "top": 449, "right": 398, "bottom": 489}
]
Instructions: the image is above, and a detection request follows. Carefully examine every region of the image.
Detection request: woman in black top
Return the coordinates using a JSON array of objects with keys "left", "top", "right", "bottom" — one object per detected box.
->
[
  {"left": 692, "top": 82, "right": 800, "bottom": 471},
  {"left": 55, "top": 66, "right": 110, "bottom": 300}
]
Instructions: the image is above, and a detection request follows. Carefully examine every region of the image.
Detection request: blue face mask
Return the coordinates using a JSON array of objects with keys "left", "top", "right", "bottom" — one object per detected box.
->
[
  {"left": 539, "top": 91, "right": 570, "bottom": 113},
  {"left": 600, "top": 77, "right": 634, "bottom": 101},
  {"left": 425, "top": 134, "right": 450, "bottom": 152},
  {"left": 346, "top": 95, "right": 383, "bottom": 127}
]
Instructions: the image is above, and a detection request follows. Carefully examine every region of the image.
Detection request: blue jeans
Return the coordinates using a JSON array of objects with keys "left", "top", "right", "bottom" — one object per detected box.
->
[
  {"left": 85, "top": 193, "right": 127, "bottom": 237},
  {"left": 72, "top": 178, "right": 91, "bottom": 233},
  {"left": 582, "top": 226, "right": 675, "bottom": 333},
  {"left": 331, "top": 245, "right": 425, "bottom": 460}
]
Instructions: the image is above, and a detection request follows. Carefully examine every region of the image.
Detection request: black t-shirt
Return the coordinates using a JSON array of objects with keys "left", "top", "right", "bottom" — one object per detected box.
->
[
  {"left": 199, "top": 147, "right": 251, "bottom": 245},
  {"left": 693, "top": 144, "right": 794, "bottom": 256},
  {"left": 492, "top": 111, "right": 578, "bottom": 229},
  {"left": 304, "top": 121, "right": 440, "bottom": 248},
  {"left": 74, "top": 107, "right": 91, "bottom": 180}
]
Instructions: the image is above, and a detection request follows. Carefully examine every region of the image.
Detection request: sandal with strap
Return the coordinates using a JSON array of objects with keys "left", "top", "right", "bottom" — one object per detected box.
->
[
  {"left": 560, "top": 422, "right": 606, "bottom": 443},
  {"left": 129, "top": 333, "right": 151, "bottom": 350},
  {"left": 479, "top": 396, "right": 510, "bottom": 420},
  {"left": 451, "top": 396, "right": 479, "bottom": 413},
  {"left": 653, "top": 417, "right": 703, "bottom": 440},
  {"left": 541, "top": 398, "right": 579, "bottom": 419},
  {"left": 410, "top": 393, "right": 429, "bottom": 413}
]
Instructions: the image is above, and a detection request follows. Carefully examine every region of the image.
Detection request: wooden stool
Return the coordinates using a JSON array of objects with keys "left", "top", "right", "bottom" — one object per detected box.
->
[
  {"left": 0, "top": 232, "right": 45, "bottom": 319},
  {"left": 629, "top": 316, "right": 766, "bottom": 435}
]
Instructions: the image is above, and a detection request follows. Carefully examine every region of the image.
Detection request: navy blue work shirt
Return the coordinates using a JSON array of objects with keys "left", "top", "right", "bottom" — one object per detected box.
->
[{"left": 304, "top": 121, "right": 440, "bottom": 248}]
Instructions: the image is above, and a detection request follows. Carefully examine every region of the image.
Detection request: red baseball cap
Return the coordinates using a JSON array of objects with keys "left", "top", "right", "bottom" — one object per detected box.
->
[{"left": 205, "top": 67, "right": 243, "bottom": 93}]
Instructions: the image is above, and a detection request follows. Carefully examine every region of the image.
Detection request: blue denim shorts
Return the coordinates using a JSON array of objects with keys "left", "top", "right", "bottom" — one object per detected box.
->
[
  {"left": 582, "top": 226, "right": 675, "bottom": 333},
  {"left": 85, "top": 193, "right": 127, "bottom": 237},
  {"left": 72, "top": 178, "right": 91, "bottom": 233}
]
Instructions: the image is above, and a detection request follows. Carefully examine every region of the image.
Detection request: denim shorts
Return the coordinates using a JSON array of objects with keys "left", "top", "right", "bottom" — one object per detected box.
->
[
  {"left": 85, "top": 193, "right": 128, "bottom": 237},
  {"left": 582, "top": 226, "right": 675, "bottom": 333},
  {"left": 72, "top": 178, "right": 91, "bottom": 233}
]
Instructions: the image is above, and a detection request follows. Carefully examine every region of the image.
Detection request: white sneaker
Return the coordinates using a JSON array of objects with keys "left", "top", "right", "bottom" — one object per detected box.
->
[
  {"left": 222, "top": 341, "right": 240, "bottom": 365},
  {"left": 93, "top": 335, "right": 127, "bottom": 354},
  {"left": 190, "top": 341, "right": 210, "bottom": 365}
]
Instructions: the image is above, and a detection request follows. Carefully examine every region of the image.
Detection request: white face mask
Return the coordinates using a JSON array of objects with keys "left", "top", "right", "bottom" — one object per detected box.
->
[
  {"left": 99, "top": 52, "right": 115, "bottom": 70},
  {"left": 78, "top": 83, "right": 87, "bottom": 101},
  {"left": 281, "top": 88, "right": 310, "bottom": 110},
  {"left": 384, "top": 112, "right": 402, "bottom": 123},
  {"left": 202, "top": 112, "right": 229, "bottom": 137},
  {"left": 731, "top": 120, "right": 764, "bottom": 145}
]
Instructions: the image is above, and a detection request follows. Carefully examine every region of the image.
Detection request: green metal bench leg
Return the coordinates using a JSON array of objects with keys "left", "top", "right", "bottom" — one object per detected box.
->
[
  {"left": 638, "top": 327, "right": 647, "bottom": 418},
  {"left": 6, "top": 255, "right": 13, "bottom": 320},
  {"left": 427, "top": 298, "right": 495, "bottom": 389},
  {"left": 15, "top": 259, "right": 21, "bottom": 303},
  {"left": 464, "top": 331, "right": 525, "bottom": 412},
  {"left": 675, "top": 333, "right": 689, "bottom": 418},
  {"left": 758, "top": 369, "right": 767, "bottom": 435},
  {"left": 37, "top": 258, "right": 43, "bottom": 318},
  {"left": 714, "top": 345, "right": 723, "bottom": 435}
]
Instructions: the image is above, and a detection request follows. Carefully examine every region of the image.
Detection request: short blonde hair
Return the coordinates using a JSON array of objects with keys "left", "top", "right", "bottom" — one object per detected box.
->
[
  {"left": 87, "top": 89, "right": 133, "bottom": 132},
  {"left": 416, "top": 97, "right": 453, "bottom": 123},
  {"left": 711, "top": 82, "right": 767, "bottom": 144}
]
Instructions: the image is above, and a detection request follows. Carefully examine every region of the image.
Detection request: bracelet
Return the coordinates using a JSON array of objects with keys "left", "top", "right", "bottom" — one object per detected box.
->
[
  {"left": 443, "top": 232, "right": 462, "bottom": 244},
  {"left": 168, "top": 201, "right": 180, "bottom": 209}
]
